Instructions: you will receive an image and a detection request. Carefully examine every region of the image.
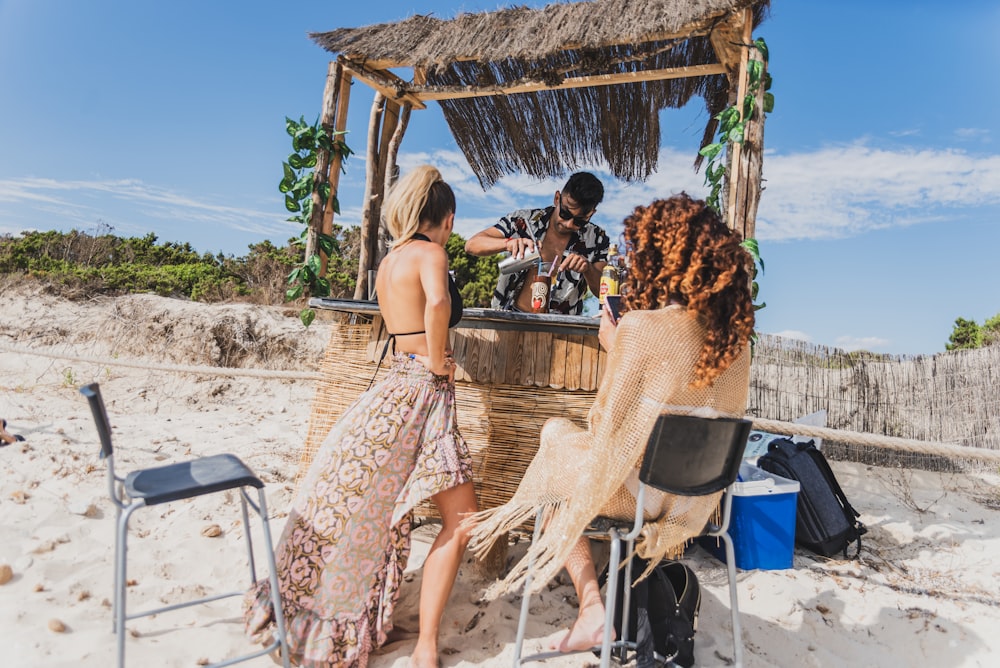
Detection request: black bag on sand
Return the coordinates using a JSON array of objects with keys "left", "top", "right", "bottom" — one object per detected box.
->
[
  {"left": 757, "top": 438, "right": 867, "bottom": 558},
  {"left": 600, "top": 552, "right": 701, "bottom": 668}
]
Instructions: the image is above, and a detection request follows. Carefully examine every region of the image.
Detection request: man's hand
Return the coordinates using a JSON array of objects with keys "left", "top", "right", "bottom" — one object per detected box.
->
[
  {"left": 505, "top": 237, "right": 536, "bottom": 259},
  {"left": 558, "top": 252, "right": 589, "bottom": 274}
]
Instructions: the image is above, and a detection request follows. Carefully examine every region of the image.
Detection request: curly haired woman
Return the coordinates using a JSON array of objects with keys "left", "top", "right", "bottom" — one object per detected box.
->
[{"left": 466, "top": 193, "right": 755, "bottom": 653}]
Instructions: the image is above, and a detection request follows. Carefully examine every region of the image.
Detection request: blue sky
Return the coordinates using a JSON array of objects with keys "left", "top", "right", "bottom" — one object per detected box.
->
[{"left": 1, "top": 0, "right": 998, "bottom": 355}]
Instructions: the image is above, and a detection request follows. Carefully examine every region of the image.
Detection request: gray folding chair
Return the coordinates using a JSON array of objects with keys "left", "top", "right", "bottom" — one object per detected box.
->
[
  {"left": 513, "top": 413, "right": 752, "bottom": 668},
  {"left": 80, "top": 383, "right": 289, "bottom": 668}
]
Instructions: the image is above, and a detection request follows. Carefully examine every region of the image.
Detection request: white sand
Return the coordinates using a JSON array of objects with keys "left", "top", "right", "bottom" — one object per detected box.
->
[{"left": 1, "top": 286, "right": 999, "bottom": 667}]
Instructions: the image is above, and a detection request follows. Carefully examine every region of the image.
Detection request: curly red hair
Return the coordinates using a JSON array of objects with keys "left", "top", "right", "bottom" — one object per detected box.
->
[{"left": 620, "top": 193, "right": 755, "bottom": 388}]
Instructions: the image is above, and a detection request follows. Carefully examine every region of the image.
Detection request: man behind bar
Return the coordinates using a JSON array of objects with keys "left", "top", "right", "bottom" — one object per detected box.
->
[{"left": 465, "top": 172, "right": 610, "bottom": 314}]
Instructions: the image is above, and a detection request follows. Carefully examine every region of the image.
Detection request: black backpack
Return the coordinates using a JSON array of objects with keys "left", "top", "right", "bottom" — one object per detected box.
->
[
  {"left": 600, "top": 553, "right": 701, "bottom": 668},
  {"left": 757, "top": 438, "right": 867, "bottom": 558}
]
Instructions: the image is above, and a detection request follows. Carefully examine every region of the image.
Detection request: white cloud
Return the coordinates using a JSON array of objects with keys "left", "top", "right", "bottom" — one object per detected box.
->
[
  {"left": 406, "top": 142, "right": 1000, "bottom": 245},
  {"left": 954, "top": 127, "right": 990, "bottom": 141},
  {"left": 755, "top": 143, "right": 1000, "bottom": 241},
  {"left": 6, "top": 140, "right": 999, "bottom": 253},
  {"left": 769, "top": 329, "right": 812, "bottom": 343},
  {"left": 834, "top": 335, "right": 892, "bottom": 352},
  {"left": 0, "top": 176, "right": 290, "bottom": 240}
]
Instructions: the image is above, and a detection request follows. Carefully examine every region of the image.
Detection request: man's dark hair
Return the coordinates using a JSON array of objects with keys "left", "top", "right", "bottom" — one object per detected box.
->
[{"left": 563, "top": 172, "right": 605, "bottom": 212}]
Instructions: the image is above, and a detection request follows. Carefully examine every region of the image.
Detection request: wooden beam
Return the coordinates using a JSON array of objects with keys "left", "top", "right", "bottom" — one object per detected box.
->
[
  {"left": 339, "top": 57, "right": 427, "bottom": 110},
  {"left": 415, "top": 63, "right": 727, "bottom": 102},
  {"left": 709, "top": 9, "right": 748, "bottom": 74},
  {"left": 725, "top": 8, "right": 754, "bottom": 231}
]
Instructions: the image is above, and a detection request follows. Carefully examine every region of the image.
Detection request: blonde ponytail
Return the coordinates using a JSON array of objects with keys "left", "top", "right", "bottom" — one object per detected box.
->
[{"left": 383, "top": 165, "right": 455, "bottom": 243}]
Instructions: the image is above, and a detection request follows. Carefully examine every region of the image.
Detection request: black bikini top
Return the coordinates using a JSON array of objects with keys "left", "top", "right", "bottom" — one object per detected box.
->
[
  {"left": 367, "top": 233, "right": 465, "bottom": 389},
  {"left": 387, "top": 232, "right": 464, "bottom": 336}
]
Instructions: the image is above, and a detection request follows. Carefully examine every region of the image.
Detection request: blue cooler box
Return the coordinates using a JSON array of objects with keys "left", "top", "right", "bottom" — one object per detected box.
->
[{"left": 702, "top": 462, "right": 800, "bottom": 570}]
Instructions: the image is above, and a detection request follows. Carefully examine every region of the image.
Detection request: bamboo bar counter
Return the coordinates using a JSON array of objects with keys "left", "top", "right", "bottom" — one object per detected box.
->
[{"left": 299, "top": 298, "right": 606, "bottom": 514}]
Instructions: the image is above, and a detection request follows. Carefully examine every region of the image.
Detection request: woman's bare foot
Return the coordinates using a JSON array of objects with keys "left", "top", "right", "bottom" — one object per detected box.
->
[
  {"left": 549, "top": 600, "right": 610, "bottom": 652},
  {"left": 408, "top": 646, "right": 441, "bottom": 668}
]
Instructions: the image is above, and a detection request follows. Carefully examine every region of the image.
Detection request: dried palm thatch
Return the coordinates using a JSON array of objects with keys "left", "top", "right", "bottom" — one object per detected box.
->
[{"left": 311, "top": 0, "right": 771, "bottom": 186}]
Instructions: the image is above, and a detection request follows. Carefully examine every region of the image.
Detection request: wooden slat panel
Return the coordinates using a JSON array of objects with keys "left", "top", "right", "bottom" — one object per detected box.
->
[
  {"left": 596, "top": 342, "right": 607, "bottom": 385},
  {"left": 451, "top": 328, "right": 470, "bottom": 382},
  {"left": 462, "top": 329, "right": 483, "bottom": 383},
  {"left": 492, "top": 329, "right": 515, "bottom": 385},
  {"left": 580, "top": 334, "right": 601, "bottom": 391},
  {"left": 476, "top": 328, "right": 500, "bottom": 384},
  {"left": 532, "top": 331, "right": 553, "bottom": 387},
  {"left": 519, "top": 330, "right": 538, "bottom": 386},
  {"left": 367, "top": 315, "right": 387, "bottom": 363},
  {"left": 562, "top": 334, "right": 585, "bottom": 391},
  {"left": 549, "top": 334, "right": 568, "bottom": 389},
  {"left": 505, "top": 330, "right": 527, "bottom": 385}
]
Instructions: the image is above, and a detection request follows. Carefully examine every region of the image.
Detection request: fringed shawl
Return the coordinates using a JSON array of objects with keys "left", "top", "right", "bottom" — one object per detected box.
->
[{"left": 465, "top": 305, "right": 751, "bottom": 597}]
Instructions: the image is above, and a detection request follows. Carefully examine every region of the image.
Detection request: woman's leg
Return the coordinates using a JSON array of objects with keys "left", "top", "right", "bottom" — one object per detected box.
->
[
  {"left": 410, "top": 481, "right": 477, "bottom": 668},
  {"left": 551, "top": 536, "right": 608, "bottom": 652}
]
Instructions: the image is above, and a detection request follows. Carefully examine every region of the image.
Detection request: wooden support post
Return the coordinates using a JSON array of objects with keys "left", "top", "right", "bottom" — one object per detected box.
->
[
  {"left": 375, "top": 104, "right": 410, "bottom": 267},
  {"left": 723, "top": 7, "right": 753, "bottom": 234},
  {"left": 372, "top": 100, "right": 400, "bottom": 264},
  {"left": 323, "top": 67, "right": 353, "bottom": 239},
  {"left": 355, "top": 93, "right": 386, "bottom": 300},
  {"left": 307, "top": 62, "right": 342, "bottom": 265}
]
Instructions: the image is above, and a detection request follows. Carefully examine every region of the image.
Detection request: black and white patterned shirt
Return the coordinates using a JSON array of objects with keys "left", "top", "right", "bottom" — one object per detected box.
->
[{"left": 491, "top": 207, "right": 610, "bottom": 315}]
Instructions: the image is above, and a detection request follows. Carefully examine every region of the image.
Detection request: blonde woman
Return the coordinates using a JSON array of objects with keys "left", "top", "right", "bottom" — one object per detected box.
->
[{"left": 246, "top": 165, "right": 477, "bottom": 668}]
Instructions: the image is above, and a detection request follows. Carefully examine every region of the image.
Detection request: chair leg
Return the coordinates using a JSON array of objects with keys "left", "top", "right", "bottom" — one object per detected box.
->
[
  {"left": 116, "top": 504, "right": 139, "bottom": 668},
  {"left": 239, "top": 490, "right": 257, "bottom": 585},
  {"left": 599, "top": 531, "right": 622, "bottom": 668},
  {"left": 513, "top": 509, "right": 544, "bottom": 668},
  {"left": 616, "top": 535, "right": 636, "bottom": 664},
  {"left": 112, "top": 505, "right": 122, "bottom": 634},
  {"left": 720, "top": 531, "right": 743, "bottom": 668},
  {"left": 257, "top": 489, "right": 290, "bottom": 668}
]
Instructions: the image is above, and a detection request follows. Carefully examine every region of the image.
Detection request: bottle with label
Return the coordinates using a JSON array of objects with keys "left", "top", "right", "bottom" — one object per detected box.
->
[{"left": 599, "top": 244, "right": 621, "bottom": 305}]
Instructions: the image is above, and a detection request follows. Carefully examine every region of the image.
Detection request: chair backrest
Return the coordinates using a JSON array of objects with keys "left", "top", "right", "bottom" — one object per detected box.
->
[
  {"left": 639, "top": 413, "right": 751, "bottom": 496},
  {"left": 80, "top": 383, "right": 114, "bottom": 460}
]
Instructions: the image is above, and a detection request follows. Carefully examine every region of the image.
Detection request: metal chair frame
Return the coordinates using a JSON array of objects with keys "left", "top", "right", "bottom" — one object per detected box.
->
[
  {"left": 80, "top": 383, "right": 290, "bottom": 668},
  {"left": 513, "top": 413, "right": 751, "bottom": 668}
]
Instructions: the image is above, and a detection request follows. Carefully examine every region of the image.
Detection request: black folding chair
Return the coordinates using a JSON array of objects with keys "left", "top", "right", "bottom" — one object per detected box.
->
[
  {"left": 80, "top": 383, "right": 289, "bottom": 668},
  {"left": 513, "top": 413, "right": 752, "bottom": 668}
]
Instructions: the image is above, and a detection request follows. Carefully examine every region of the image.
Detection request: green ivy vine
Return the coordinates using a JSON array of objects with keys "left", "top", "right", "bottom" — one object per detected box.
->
[
  {"left": 280, "top": 115, "right": 353, "bottom": 326},
  {"left": 699, "top": 37, "right": 772, "bottom": 315}
]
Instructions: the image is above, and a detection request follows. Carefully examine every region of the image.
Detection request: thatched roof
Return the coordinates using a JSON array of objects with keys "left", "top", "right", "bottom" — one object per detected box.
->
[{"left": 311, "top": 0, "right": 770, "bottom": 187}]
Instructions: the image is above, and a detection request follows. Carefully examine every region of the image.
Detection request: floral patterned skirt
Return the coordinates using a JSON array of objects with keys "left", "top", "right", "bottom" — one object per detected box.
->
[{"left": 244, "top": 354, "right": 473, "bottom": 668}]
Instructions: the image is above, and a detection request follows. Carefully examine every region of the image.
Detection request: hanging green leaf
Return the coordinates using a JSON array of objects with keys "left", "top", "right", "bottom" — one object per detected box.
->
[
  {"left": 286, "top": 284, "right": 304, "bottom": 301},
  {"left": 314, "top": 277, "right": 331, "bottom": 297},
  {"left": 698, "top": 142, "right": 724, "bottom": 160},
  {"left": 288, "top": 154, "right": 304, "bottom": 169},
  {"left": 299, "top": 308, "right": 316, "bottom": 327},
  {"left": 763, "top": 92, "right": 775, "bottom": 113},
  {"left": 284, "top": 195, "right": 300, "bottom": 212},
  {"left": 754, "top": 37, "right": 769, "bottom": 63}
]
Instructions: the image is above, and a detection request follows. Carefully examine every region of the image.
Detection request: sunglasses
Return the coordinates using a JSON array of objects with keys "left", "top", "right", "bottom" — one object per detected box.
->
[{"left": 556, "top": 193, "right": 591, "bottom": 228}]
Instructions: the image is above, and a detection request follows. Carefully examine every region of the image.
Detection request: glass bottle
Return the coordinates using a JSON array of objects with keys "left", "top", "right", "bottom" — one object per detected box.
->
[{"left": 599, "top": 244, "right": 621, "bottom": 305}]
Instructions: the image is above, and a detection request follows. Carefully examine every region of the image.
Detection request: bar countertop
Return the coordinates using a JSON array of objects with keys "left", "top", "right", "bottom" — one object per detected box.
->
[{"left": 309, "top": 297, "right": 600, "bottom": 336}]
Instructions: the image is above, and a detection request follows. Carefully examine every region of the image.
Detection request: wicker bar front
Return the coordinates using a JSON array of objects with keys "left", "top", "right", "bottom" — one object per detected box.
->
[{"left": 298, "top": 308, "right": 605, "bottom": 515}]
